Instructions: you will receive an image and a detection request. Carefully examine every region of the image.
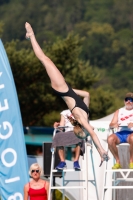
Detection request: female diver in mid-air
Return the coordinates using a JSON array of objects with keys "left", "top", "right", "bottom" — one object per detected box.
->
[{"left": 25, "top": 22, "right": 109, "bottom": 163}]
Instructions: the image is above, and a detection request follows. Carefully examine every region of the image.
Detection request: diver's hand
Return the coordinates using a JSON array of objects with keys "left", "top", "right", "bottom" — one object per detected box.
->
[
  {"left": 99, "top": 152, "right": 109, "bottom": 167},
  {"left": 97, "top": 148, "right": 109, "bottom": 167}
]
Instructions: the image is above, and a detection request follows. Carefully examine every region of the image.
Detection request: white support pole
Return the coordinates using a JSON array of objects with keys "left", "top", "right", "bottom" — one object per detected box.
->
[
  {"left": 85, "top": 141, "right": 88, "bottom": 200},
  {"left": 48, "top": 128, "right": 57, "bottom": 200}
]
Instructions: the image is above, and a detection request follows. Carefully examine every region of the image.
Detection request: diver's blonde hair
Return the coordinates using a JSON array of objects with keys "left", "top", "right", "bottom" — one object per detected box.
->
[{"left": 67, "top": 116, "right": 87, "bottom": 139}]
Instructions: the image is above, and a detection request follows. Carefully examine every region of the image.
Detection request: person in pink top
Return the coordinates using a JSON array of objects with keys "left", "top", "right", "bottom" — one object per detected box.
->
[{"left": 24, "top": 163, "right": 49, "bottom": 200}]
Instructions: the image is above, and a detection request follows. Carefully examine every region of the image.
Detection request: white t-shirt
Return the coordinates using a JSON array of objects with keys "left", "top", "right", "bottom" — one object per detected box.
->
[
  {"left": 118, "top": 107, "right": 133, "bottom": 131},
  {"left": 60, "top": 109, "right": 74, "bottom": 132}
]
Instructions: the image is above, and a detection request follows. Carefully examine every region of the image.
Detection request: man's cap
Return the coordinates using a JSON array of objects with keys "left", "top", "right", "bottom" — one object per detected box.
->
[{"left": 125, "top": 92, "right": 133, "bottom": 98}]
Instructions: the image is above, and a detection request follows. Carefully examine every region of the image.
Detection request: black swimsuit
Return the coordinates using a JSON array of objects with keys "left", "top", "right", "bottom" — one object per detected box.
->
[{"left": 52, "top": 83, "right": 89, "bottom": 115}]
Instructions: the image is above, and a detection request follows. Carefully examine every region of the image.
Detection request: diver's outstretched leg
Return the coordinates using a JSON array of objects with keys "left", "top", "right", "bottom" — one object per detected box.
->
[{"left": 25, "top": 22, "right": 68, "bottom": 92}]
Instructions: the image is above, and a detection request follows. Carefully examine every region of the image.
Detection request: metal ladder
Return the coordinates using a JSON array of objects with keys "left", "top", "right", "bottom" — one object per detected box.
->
[{"left": 48, "top": 127, "right": 99, "bottom": 200}]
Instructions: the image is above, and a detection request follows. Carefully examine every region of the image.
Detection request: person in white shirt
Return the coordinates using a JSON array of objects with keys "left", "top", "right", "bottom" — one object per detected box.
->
[{"left": 108, "top": 92, "right": 133, "bottom": 169}]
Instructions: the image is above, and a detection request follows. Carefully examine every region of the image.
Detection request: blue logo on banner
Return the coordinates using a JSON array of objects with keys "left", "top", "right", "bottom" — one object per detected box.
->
[{"left": 0, "top": 40, "right": 29, "bottom": 199}]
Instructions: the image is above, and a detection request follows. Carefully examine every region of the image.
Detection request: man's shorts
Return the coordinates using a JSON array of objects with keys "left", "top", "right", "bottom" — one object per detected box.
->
[{"left": 115, "top": 130, "right": 133, "bottom": 143}]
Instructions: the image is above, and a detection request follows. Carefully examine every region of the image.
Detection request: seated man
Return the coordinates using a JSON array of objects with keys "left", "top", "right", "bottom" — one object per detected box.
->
[
  {"left": 51, "top": 90, "right": 90, "bottom": 170},
  {"left": 107, "top": 92, "right": 133, "bottom": 169}
]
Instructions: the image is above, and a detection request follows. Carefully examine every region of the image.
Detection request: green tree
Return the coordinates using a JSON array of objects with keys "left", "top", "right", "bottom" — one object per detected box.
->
[
  {"left": 82, "top": 22, "right": 114, "bottom": 68},
  {"left": 0, "top": 21, "right": 4, "bottom": 38},
  {"left": 89, "top": 87, "right": 123, "bottom": 120}
]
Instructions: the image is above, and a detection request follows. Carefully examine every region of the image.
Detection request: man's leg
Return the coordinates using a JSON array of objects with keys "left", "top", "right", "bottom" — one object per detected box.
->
[
  {"left": 127, "top": 133, "right": 133, "bottom": 163},
  {"left": 58, "top": 147, "right": 65, "bottom": 162},
  {"left": 55, "top": 147, "right": 67, "bottom": 170},
  {"left": 74, "top": 144, "right": 80, "bottom": 161},
  {"left": 107, "top": 134, "right": 120, "bottom": 164},
  {"left": 73, "top": 144, "right": 81, "bottom": 170}
]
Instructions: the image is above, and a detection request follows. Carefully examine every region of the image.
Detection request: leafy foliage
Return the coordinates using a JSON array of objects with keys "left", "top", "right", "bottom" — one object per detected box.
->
[{"left": 1, "top": 0, "right": 133, "bottom": 125}]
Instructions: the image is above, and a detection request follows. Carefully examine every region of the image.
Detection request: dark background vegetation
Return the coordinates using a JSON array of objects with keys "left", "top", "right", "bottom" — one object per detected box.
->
[{"left": 0, "top": 0, "right": 133, "bottom": 126}]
